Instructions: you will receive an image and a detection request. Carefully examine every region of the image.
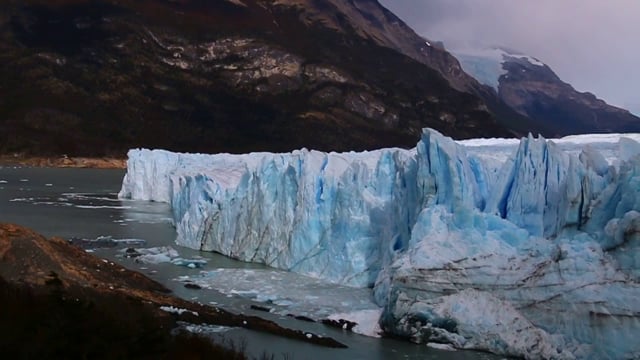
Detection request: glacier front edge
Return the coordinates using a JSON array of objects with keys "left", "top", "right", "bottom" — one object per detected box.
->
[{"left": 119, "top": 129, "right": 640, "bottom": 359}]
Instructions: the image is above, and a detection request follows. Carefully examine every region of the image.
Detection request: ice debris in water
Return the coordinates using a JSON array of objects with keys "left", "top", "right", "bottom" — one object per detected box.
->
[
  {"left": 122, "top": 246, "right": 207, "bottom": 269},
  {"left": 159, "top": 306, "right": 198, "bottom": 316},
  {"left": 177, "top": 268, "right": 378, "bottom": 320},
  {"left": 327, "top": 309, "right": 383, "bottom": 338},
  {"left": 120, "top": 129, "right": 640, "bottom": 359},
  {"left": 175, "top": 321, "right": 231, "bottom": 335},
  {"left": 68, "top": 235, "right": 146, "bottom": 249}
]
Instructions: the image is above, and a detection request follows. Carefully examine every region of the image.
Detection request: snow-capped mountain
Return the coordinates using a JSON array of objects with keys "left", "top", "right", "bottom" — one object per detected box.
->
[
  {"left": 454, "top": 47, "right": 640, "bottom": 136},
  {"left": 454, "top": 47, "right": 545, "bottom": 92},
  {"left": 120, "top": 129, "right": 640, "bottom": 359}
]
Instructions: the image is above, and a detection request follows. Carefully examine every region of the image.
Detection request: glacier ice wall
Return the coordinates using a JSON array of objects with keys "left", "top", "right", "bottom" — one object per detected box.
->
[
  {"left": 119, "top": 129, "right": 640, "bottom": 359},
  {"left": 120, "top": 148, "right": 419, "bottom": 286},
  {"left": 374, "top": 131, "right": 640, "bottom": 359}
]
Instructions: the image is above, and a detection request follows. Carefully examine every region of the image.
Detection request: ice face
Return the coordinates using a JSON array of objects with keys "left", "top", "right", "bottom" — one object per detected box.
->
[
  {"left": 374, "top": 203, "right": 640, "bottom": 359},
  {"left": 119, "top": 129, "right": 640, "bottom": 359},
  {"left": 375, "top": 131, "right": 640, "bottom": 359},
  {"left": 120, "top": 147, "right": 418, "bottom": 287}
]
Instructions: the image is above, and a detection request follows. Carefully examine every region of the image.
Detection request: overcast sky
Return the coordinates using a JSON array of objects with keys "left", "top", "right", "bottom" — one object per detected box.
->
[{"left": 379, "top": 0, "right": 640, "bottom": 114}]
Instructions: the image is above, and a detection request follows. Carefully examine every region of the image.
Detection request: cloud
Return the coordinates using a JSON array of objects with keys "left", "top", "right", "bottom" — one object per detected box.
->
[{"left": 379, "top": 0, "right": 640, "bottom": 111}]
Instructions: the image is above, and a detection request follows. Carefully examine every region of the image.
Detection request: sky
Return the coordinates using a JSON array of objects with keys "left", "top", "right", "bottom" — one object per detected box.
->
[{"left": 379, "top": 0, "right": 640, "bottom": 115}]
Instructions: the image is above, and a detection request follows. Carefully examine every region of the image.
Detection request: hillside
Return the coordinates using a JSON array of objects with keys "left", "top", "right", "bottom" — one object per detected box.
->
[
  {"left": 0, "top": 222, "right": 345, "bottom": 356},
  {"left": 455, "top": 47, "right": 640, "bottom": 136},
  {"left": 0, "top": 0, "right": 514, "bottom": 157}
]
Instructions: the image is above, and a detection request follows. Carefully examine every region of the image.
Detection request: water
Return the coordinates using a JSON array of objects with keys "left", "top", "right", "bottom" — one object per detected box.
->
[{"left": 0, "top": 167, "right": 499, "bottom": 360}]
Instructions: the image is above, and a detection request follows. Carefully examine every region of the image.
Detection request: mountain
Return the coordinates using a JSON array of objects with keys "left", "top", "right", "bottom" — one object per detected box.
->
[
  {"left": 455, "top": 47, "right": 640, "bottom": 136},
  {"left": 628, "top": 104, "right": 640, "bottom": 117},
  {"left": 0, "top": 0, "right": 516, "bottom": 157}
]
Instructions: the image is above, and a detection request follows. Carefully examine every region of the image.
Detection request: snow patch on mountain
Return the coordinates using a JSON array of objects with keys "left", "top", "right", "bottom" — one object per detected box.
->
[{"left": 452, "top": 47, "right": 545, "bottom": 91}]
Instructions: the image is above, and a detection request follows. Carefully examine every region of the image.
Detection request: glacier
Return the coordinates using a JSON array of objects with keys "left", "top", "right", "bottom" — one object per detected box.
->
[
  {"left": 453, "top": 47, "right": 546, "bottom": 91},
  {"left": 119, "top": 129, "right": 640, "bottom": 359},
  {"left": 119, "top": 147, "right": 419, "bottom": 287}
]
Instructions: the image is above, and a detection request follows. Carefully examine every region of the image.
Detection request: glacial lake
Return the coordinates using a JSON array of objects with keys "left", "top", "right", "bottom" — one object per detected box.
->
[{"left": 0, "top": 166, "right": 500, "bottom": 360}]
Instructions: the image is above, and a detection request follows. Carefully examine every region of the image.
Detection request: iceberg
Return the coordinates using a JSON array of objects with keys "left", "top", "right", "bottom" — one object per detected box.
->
[
  {"left": 119, "top": 129, "right": 640, "bottom": 359},
  {"left": 121, "top": 246, "right": 208, "bottom": 268}
]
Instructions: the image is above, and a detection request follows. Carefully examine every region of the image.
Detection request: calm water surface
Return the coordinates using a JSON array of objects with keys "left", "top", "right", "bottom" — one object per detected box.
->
[{"left": 0, "top": 167, "right": 499, "bottom": 360}]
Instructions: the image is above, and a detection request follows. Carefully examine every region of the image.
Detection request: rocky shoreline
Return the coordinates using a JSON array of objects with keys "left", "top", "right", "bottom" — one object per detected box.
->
[
  {"left": 0, "top": 223, "right": 346, "bottom": 357},
  {"left": 0, "top": 155, "right": 126, "bottom": 169}
]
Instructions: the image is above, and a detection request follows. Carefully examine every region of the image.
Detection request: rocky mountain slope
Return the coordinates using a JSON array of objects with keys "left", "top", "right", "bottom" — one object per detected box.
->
[
  {"left": 455, "top": 47, "right": 640, "bottom": 136},
  {"left": 0, "top": 0, "right": 517, "bottom": 157}
]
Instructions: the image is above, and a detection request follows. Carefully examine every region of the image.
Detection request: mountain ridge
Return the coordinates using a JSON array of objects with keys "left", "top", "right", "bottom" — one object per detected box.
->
[
  {"left": 0, "top": 0, "right": 516, "bottom": 157},
  {"left": 454, "top": 46, "right": 640, "bottom": 136}
]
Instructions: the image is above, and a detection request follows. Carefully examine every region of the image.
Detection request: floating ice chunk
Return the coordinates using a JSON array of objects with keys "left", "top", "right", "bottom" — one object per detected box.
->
[
  {"left": 176, "top": 322, "right": 231, "bottom": 334},
  {"left": 75, "top": 205, "right": 132, "bottom": 209},
  {"left": 69, "top": 236, "right": 146, "bottom": 249},
  {"left": 121, "top": 246, "right": 208, "bottom": 268},
  {"left": 131, "top": 246, "right": 179, "bottom": 264},
  {"left": 170, "top": 258, "right": 208, "bottom": 269},
  {"left": 137, "top": 253, "right": 173, "bottom": 264},
  {"left": 328, "top": 309, "right": 383, "bottom": 337},
  {"left": 9, "top": 197, "right": 34, "bottom": 202},
  {"left": 61, "top": 193, "right": 122, "bottom": 202},
  {"left": 160, "top": 306, "right": 198, "bottom": 316}
]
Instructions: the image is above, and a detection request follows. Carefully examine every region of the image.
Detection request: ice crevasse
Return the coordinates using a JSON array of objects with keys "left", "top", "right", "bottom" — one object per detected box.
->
[{"left": 119, "top": 129, "right": 640, "bottom": 359}]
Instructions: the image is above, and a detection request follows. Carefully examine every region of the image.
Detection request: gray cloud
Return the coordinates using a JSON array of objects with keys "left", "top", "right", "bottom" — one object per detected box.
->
[{"left": 379, "top": 0, "right": 640, "bottom": 113}]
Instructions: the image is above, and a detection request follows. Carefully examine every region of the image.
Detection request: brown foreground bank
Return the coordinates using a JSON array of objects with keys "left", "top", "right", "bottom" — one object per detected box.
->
[
  {"left": 0, "top": 155, "right": 126, "bottom": 168},
  {"left": 0, "top": 223, "right": 345, "bottom": 358}
]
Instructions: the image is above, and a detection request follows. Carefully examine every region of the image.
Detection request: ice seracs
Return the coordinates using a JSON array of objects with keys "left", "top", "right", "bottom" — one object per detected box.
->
[
  {"left": 120, "top": 129, "right": 640, "bottom": 359},
  {"left": 120, "top": 147, "right": 418, "bottom": 287}
]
